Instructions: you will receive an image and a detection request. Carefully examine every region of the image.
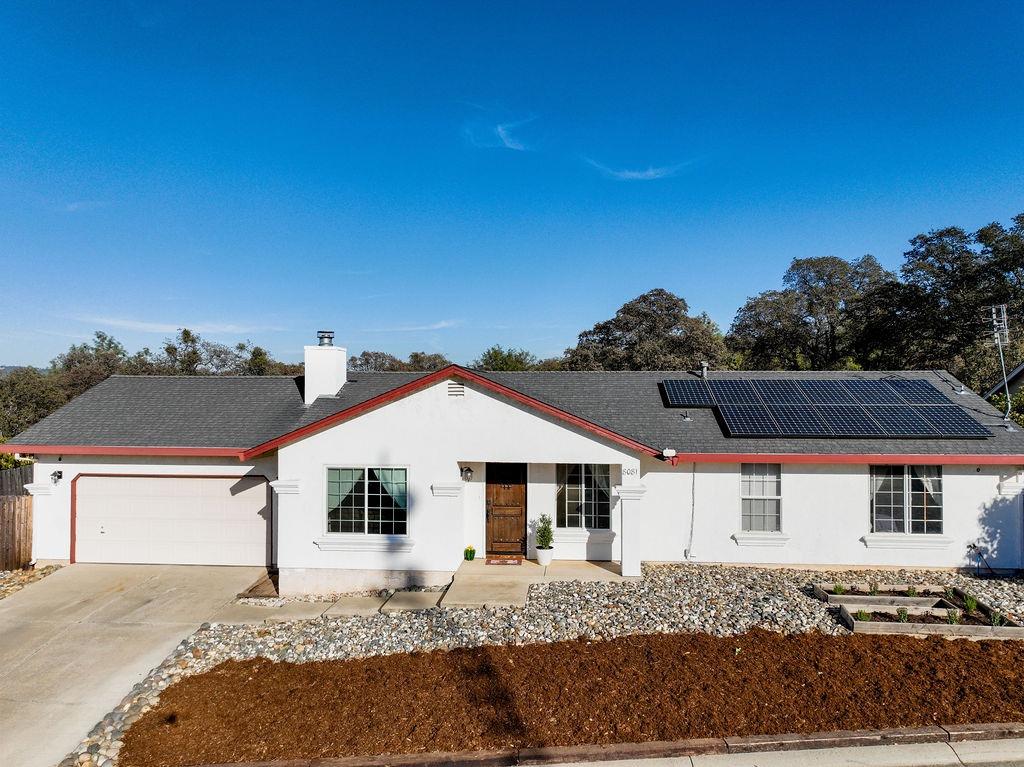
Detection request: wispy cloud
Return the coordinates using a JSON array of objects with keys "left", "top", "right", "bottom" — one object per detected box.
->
[
  {"left": 585, "top": 158, "right": 690, "bottom": 181},
  {"left": 73, "top": 316, "right": 285, "bottom": 334},
  {"left": 494, "top": 119, "right": 532, "bottom": 151},
  {"left": 63, "top": 200, "right": 109, "bottom": 213},
  {"left": 363, "top": 319, "right": 460, "bottom": 332},
  {"left": 463, "top": 111, "right": 536, "bottom": 151}
]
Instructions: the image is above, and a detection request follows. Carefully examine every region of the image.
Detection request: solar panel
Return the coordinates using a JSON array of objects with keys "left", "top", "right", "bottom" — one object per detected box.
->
[
  {"left": 798, "top": 380, "right": 858, "bottom": 404},
  {"left": 815, "top": 404, "right": 885, "bottom": 435},
  {"left": 770, "top": 405, "right": 833, "bottom": 435},
  {"left": 708, "top": 379, "right": 761, "bottom": 404},
  {"left": 917, "top": 405, "right": 990, "bottom": 437},
  {"left": 887, "top": 379, "right": 951, "bottom": 405},
  {"left": 753, "top": 379, "right": 810, "bottom": 404},
  {"left": 718, "top": 404, "right": 780, "bottom": 436},
  {"left": 844, "top": 380, "right": 905, "bottom": 405},
  {"left": 866, "top": 405, "right": 940, "bottom": 437},
  {"left": 662, "top": 379, "right": 714, "bottom": 407}
]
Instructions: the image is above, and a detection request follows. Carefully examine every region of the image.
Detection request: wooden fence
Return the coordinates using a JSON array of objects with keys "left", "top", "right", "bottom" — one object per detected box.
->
[
  {"left": 1, "top": 495, "right": 32, "bottom": 570},
  {"left": 0, "top": 464, "right": 32, "bottom": 496}
]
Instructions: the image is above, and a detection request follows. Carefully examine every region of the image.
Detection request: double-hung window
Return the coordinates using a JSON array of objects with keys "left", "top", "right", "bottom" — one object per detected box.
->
[
  {"left": 556, "top": 464, "right": 611, "bottom": 530},
  {"left": 326, "top": 467, "right": 408, "bottom": 535},
  {"left": 870, "top": 465, "right": 942, "bottom": 534},
  {"left": 741, "top": 463, "right": 782, "bottom": 532}
]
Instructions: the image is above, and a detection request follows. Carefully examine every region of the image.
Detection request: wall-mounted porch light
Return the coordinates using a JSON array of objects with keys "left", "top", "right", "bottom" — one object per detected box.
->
[
  {"left": 50, "top": 470, "right": 63, "bottom": 484},
  {"left": 460, "top": 466, "right": 474, "bottom": 482}
]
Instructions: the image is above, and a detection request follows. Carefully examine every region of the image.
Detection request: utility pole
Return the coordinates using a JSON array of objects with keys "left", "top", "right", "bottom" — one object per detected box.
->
[{"left": 988, "top": 304, "right": 1012, "bottom": 422}]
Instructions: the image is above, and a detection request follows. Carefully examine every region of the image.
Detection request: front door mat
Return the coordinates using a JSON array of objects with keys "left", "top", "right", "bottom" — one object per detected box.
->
[{"left": 485, "top": 555, "right": 522, "bottom": 565}]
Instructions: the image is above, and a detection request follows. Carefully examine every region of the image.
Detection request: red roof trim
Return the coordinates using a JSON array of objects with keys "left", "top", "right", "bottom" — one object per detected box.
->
[
  {"left": 666, "top": 452, "right": 1024, "bottom": 466},
  {"left": 0, "top": 444, "right": 245, "bottom": 458},
  {"left": 240, "top": 365, "right": 662, "bottom": 460}
]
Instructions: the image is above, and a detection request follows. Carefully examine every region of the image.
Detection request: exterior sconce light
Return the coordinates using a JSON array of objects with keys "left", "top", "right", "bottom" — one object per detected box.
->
[
  {"left": 50, "top": 470, "right": 63, "bottom": 484},
  {"left": 460, "top": 466, "right": 474, "bottom": 482}
]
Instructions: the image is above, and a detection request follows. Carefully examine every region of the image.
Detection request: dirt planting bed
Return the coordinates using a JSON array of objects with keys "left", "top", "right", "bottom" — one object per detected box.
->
[{"left": 120, "top": 629, "right": 1024, "bottom": 767}]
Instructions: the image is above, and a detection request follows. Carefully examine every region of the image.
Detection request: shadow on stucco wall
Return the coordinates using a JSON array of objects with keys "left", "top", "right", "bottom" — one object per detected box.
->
[{"left": 968, "top": 493, "right": 1022, "bottom": 572}]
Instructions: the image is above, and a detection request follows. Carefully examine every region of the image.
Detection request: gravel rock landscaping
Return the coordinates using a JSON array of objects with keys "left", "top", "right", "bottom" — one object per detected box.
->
[
  {"left": 0, "top": 564, "right": 60, "bottom": 600},
  {"left": 60, "top": 563, "right": 1024, "bottom": 767}
]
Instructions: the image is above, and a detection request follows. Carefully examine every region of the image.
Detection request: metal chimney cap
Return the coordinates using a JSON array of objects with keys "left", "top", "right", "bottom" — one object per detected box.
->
[{"left": 316, "top": 330, "right": 335, "bottom": 346}]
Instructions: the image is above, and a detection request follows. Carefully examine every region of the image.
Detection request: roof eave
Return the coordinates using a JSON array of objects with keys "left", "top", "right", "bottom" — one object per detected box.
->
[
  {"left": 666, "top": 452, "right": 1024, "bottom": 466},
  {"left": 0, "top": 444, "right": 246, "bottom": 459}
]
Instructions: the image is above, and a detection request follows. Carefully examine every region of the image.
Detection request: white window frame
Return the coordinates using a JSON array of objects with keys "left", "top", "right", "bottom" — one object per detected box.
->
[
  {"left": 739, "top": 463, "right": 783, "bottom": 533},
  {"left": 870, "top": 465, "right": 943, "bottom": 536},
  {"left": 323, "top": 465, "right": 410, "bottom": 537},
  {"left": 556, "top": 463, "right": 612, "bottom": 531}
]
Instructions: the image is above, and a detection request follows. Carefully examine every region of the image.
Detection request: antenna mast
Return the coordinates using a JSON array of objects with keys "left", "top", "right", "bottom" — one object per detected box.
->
[{"left": 988, "top": 304, "right": 1012, "bottom": 421}]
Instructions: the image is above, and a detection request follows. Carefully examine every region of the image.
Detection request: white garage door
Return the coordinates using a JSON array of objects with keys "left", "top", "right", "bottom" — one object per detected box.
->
[{"left": 75, "top": 476, "right": 271, "bottom": 565}]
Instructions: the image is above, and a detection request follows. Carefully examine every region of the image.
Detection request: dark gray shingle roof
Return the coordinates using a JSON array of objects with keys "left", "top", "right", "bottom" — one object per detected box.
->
[
  {"left": 10, "top": 369, "right": 1024, "bottom": 457},
  {"left": 479, "top": 370, "right": 1024, "bottom": 456}
]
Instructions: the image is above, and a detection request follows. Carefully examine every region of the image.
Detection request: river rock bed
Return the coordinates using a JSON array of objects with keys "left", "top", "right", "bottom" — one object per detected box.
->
[
  {"left": 59, "top": 563, "right": 1024, "bottom": 767},
  {"left": 0, "top": 564, "right": 60, "bottom": 600}
]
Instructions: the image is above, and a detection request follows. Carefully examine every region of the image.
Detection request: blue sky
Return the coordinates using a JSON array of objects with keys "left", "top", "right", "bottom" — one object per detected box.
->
[{"left": 2, "top": 2, "right": 1023, "bottom": 366}]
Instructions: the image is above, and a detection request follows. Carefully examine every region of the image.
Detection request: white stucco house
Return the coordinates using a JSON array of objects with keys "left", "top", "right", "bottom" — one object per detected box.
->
[{"left": 5, "top": 331, "right": 1024, "bottom": 594}]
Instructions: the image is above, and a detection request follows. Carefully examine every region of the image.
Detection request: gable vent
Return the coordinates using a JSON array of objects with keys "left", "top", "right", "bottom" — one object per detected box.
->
[{"left": 447, "top": 380, "right": 465, "bottom": 397}]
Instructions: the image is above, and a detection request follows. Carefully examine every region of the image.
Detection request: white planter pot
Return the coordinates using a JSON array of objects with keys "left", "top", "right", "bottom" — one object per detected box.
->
[{"left": 536, "top": 547, "right": 554, "bottom": 566}]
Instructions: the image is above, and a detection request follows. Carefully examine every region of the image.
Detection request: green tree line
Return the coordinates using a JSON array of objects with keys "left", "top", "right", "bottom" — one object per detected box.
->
[{"left": 3, "top": 211, "right": 1023, "bottom": 443}]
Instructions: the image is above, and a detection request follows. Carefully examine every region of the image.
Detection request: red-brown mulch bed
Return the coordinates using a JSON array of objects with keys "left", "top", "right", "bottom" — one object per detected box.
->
[{"left": 120, "top": 629, "right": 1024, "bottom": 767}]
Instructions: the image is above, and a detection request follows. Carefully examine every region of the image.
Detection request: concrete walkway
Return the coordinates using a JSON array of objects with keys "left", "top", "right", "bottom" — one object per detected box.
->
[
  {"left": 0, "top": 563, "right": 262, "bottom": 767},
  {"left": 551, "top": 737, "right": 1024, "bottom": 766},
  {"left": 211, "top": 560, "right": 627, "bottom": 623},
  {"left": 441, "top": 559, "right": 626, "bottom": 608}
]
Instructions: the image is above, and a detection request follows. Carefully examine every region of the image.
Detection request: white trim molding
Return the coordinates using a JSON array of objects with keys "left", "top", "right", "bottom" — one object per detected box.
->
[
  {"left": 861, "top": 533, "right": 954, "bottom": 550},
  {"left": 731, "top": 531, "right": 791, "bottom": 547},
  {"left": 24, "top": 482, "right": 54, "bottom": 497},
  {"left": 430, "top": 482, "right": 463, "bottom": 498},
  {"left": 270, "top": 479, "right": 302, "bottom": 495},
  {"left": 314, "top": 536, "right": 415, "bottom": 553},
  {"left": 613, "top": 484, "right": 647, "bottom": 501},
  {"left": 554, "top": 529, "right": 615, "bottom": 545},
  {"left": 998, "top": 481, "right": 1024, "bottom": 497}
]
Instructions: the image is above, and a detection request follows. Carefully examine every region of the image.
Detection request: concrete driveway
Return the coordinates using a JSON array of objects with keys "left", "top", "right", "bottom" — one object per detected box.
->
[{"left": 0, "top": 564, "right": 262, "bottom": 767}]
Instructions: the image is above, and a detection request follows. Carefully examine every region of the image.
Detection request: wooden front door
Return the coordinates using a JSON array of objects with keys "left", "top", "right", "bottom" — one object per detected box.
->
[{"left": 486, "top": 463, "right": 527, "bottom": 554}]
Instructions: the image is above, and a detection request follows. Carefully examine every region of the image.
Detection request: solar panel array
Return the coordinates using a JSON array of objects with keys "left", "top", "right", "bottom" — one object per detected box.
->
[{"left": 661, "top": 377, "right": 990, "bottom": 439}]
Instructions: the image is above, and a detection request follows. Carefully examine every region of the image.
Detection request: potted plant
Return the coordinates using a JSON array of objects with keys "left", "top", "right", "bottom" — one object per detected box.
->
[
  {"left": 535, "top": 514, "right": 554, "bottom": 566},
  {"left": 464, "top": 545, "right": 476, "bottom": 561}
]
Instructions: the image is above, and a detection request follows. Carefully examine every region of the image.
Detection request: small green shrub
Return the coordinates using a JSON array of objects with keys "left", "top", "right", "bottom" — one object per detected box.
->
[
  {"left": 854, "top": 609, "right": 870, "bottom": 621},
  {"left": 832, "top": 583, "right": 846, "bottom": 595},
  {"left": 964, "top": 593, "right": 979, "bottom": 613},
  {"left": 897, "top": 608, "right": 910, "bottom": 623},
  {"left": 906, "top": 585, "right": 918, "bottom": 597},
  {"left": 991, "top": 611, "right": 1006, "bottom": 627},
  {"left": 463, "top": 545, "right": 476, "bottom": 561},
  {"left": 946, "top": 609, "right": 961, "bottom": 625},
  {"left": 535, "top": 514, "right": 554, "bottom": 549},
  {"left": 945, "top": 587, "right": 956, "bottom": 601},
  {"left": 867, "top": 582, "right": 879, "bottom": 596}
]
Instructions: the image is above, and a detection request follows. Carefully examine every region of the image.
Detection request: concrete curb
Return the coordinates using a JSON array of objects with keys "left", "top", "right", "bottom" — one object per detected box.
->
[{"left": 186, "top": 722, "right": 1024, "bottom": 767}]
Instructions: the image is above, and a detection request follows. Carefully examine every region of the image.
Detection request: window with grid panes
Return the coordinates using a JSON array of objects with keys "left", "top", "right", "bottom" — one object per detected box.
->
[
  {"left": 556, "top": 464, "right": 611, "bottom": 529},
  {"left": 871, "top": 465, "right": 942, "bottom": 534},
  {"left": 326, "top": 467, "right": 407, "bottom": 535},
  {"left": 740, "top": 463, "right": 782, "bottom": 532}
]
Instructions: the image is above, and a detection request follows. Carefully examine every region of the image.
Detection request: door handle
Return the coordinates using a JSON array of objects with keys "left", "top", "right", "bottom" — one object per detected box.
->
[{"left": 486, "top": 499, "right": 492, "bottom": 520}]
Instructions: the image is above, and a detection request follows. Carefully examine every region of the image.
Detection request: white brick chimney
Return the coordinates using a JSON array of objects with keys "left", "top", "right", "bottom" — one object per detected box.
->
[{"left": 303, "top": 330, "right": 347, "bottom": 404}]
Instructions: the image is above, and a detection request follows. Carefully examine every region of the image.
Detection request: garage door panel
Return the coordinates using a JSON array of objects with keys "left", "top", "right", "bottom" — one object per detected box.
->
[{"left": 76, "top": 476, "right": 270, "bottom": 566}]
